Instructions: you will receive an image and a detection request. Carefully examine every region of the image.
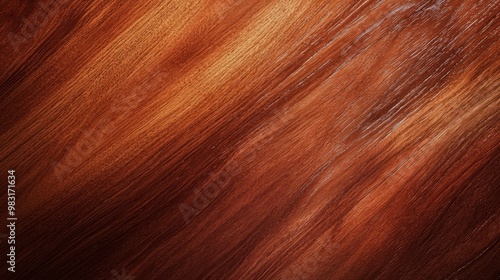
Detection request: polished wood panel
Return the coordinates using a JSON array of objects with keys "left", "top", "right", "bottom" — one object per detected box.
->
[{"left": 1, "top": 0, "right": 499, "bottom": 279}]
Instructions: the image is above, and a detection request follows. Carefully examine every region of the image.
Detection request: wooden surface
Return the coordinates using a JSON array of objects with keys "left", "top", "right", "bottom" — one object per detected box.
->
[{"left": 1, "top": 0, "right": 499, "bottom": 279}]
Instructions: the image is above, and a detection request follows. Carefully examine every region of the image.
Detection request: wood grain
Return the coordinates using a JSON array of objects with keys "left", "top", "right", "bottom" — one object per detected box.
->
[{"left": 0, "top": 0, "right": 499, "bottom": 279}]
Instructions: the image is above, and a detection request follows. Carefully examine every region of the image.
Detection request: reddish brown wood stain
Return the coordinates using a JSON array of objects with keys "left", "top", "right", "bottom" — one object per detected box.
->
[{"left": 0, "top": 0, "right": 499, "bottom": 279}]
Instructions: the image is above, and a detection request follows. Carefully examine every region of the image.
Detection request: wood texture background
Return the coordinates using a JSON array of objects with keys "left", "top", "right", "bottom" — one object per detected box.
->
[{"left": 1, "top": 0, "right": 499, "bottom": 279}]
